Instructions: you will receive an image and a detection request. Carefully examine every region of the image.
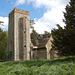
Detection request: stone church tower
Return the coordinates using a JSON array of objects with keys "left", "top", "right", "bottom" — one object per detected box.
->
[{"left": 8, "top": 8, "right": 30, "bottom": 61}]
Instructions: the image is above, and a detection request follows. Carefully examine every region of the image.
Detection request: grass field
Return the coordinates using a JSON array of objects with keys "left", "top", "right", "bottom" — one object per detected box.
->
[{"left": 0, "top": 56, "right": 75, "bottom": 75}]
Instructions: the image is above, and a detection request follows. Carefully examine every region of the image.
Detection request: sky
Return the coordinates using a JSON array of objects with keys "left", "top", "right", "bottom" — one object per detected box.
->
[{"left": 0, "top": 0, "right": 70, "bottom": 34}]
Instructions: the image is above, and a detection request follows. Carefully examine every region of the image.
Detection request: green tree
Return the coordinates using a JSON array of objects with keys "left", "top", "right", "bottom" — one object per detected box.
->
[
  {"left": 0, "top": 21, "right": 4, "bottom": 26},
  {"left": 52, "top": 0, "right": 75, "bottom": 56},
  {"left": 42, "top": 31, "right": 51, "bottom": 38},
  {"left": 63, "top": 0, "right": 75, "bottom": 28},
  {"left": 30, "top": 20, "right": 35, "bottom": 30},
  {"left": 52, "top": 24, "right": 65, "bottom": 56},
  {"left": 0, "top": 29, "right": 8, "bottom": 61},
  {"left": 31, "top": 29, "right": 40, "bottom": 46}
]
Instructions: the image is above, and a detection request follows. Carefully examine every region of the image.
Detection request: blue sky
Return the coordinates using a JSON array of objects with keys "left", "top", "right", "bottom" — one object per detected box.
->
[{"left": 0, "top": 0, "right": 70, "bottom": 34}]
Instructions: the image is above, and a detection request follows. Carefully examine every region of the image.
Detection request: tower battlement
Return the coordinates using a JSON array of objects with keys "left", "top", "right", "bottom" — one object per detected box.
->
[{"left": 9, "top": 8, "right": 29, "bottom": 16}]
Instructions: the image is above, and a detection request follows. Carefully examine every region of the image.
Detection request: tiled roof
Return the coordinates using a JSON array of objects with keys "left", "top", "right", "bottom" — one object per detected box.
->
[
  {"left": 38, "top": 38, "right": 49, "bottom": 47},
  {"left": 33, "top": 38, "right": 49, "bottom": 50}
]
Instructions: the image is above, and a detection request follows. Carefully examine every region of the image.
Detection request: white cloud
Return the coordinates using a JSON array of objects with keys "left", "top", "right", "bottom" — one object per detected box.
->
[
  {"left": 14, "top": 0, "right": 70, "bottom": 33},
  {"left": 0, "top": 17, "right": 8, "bottom": 31},
  {"left": 58, "top": 0, "right": 70, "bottom": 5},
  {"left": 27, "top": 0, "right": 58, "bottom": 9},
  {"left": 28, "top": 0, "right": 70, "bottom": 9},
  {"left": 15, "top": 0, "right": 26, "bottom": 6},
  {"left": 28, "top": 0, "right": 70, "bottom": 34},
  {"left": 34, "top": 5, "right": 66, "bottom": 33},
  {"left": 34, "top": 21, "right": 50, "bottom": 34}
]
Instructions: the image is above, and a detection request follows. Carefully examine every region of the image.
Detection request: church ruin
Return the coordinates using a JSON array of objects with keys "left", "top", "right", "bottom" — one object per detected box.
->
[{"left": 8, "top": 8, "right": 30, "bottom": 61}]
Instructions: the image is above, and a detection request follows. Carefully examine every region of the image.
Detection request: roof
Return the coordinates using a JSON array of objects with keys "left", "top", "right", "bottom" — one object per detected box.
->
[
  {"left": 32, "top": 35, "right": 53, "bottom": 50},
  {"left": 38, "top": 38, "right": 49, "bottom": 47},
  {"left": 33, "top": 38, "right": 49, "bottom": 50}
]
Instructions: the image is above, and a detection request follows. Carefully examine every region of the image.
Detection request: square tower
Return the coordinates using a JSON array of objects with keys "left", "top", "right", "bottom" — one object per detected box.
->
[{"left": 8, "top": 8, "right": 30, "bottom": 61}]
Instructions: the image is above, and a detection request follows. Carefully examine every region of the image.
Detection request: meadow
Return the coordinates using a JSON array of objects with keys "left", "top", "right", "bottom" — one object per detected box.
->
[{"left": 0, "top": 56, "right": 75, "bottom": 75}]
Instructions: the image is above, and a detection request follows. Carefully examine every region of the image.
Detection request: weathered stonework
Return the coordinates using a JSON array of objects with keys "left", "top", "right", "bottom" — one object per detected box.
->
[
  {"left": 31, "top": 36, "right": 58, "bottom": 60},
  {"left": 8, "top": 8, "right": 30, "bottom": 61}
]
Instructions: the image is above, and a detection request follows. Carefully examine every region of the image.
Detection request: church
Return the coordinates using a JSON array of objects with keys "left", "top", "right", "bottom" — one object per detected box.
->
[{"left": 8, "top": 8, "right": 58, "bottom": 61}]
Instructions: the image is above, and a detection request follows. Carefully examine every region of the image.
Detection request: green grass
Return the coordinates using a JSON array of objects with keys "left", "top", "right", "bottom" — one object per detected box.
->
[{"left": 0, "top": 56, "right": 75, "bottom": 75}]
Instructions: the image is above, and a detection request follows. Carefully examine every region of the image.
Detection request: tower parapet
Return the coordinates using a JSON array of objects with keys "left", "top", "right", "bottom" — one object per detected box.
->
[{"left": 9, "top": 8, "right": 29, "bottom": 16}]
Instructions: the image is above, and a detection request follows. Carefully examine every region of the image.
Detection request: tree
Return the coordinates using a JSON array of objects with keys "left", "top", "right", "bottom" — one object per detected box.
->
[
  {"left": 31, "top": 30, "right": 51, "bottom": 46},
  {"left": 52, "top": 0, "right": 75, "bottom": 56},
  {"left": 0, "top": 29, "right": 8, "bottom": 61},
  {"left": 30, "top": 20, "right": 35, "bottom": 30},
  {"left": 0, "top": 21, "right": 4, "bottom": 26},
  {"left": 62, "top": 0, "right": 75, "bottom": 56},
  {"left": 52, "top": 24, "right": 65, "bottom": 56},
  {"left": 63, "top": 0, "right": 75, "bottom": 28},
  {"left": 0, "top": 21, "right": 4, "bottom": 24},
  {"left": 31, "top": 29, "right": 41, "bottom": 46},
  {"left": 42, "top": 31, "right": 51, "bottom": 38}
]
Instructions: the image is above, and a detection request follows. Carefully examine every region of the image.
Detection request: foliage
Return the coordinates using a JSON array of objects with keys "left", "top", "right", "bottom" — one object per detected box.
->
[
  {"left": 0, "top": 56, "right": 75, "bottom": 75},
  {"left": 51, "top": 0, "right": 75, "bottom": 56},
  {"left": 31, "top": 30, "right": 51, "bottom": 46},
  {"left": 52, "top": 24, "right": 64, "bottom": 56},
  {"left": 0, "top": 21, "right": 4, "bottom": 26},
  {"left": 0, "top": 28, "right": 3, "bottom": 33},
  {"left": 31, "top": 29, "right": 41, "bottom": 46},
  {"left": 63, "top": 0, "right": 75, "bottom": 28},
  {"left": 0, "top": 21, "right": 4, "bottom": 23},
  {"left": 0, "top": 28, "right": 8, "bottom": 61},
  {"left": 30, "top": 20, "right": 35, "bottom": 30},
  {"left": 42, "top": 31, "right": 51, "bottom": 38}
]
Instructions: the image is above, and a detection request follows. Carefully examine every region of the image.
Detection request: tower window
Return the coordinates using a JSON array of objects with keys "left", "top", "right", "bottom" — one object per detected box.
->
[
  {"left": 24, "top": 31, "right": 25, "bottom": 33},
  {"left": 24, "top": 45, "right": 26, "bottom": 47}
]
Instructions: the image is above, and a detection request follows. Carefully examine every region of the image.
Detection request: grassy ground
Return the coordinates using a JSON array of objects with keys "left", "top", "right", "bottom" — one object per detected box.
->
[{"left": 0, "top": 56, "right": 75, "bottom": 75}]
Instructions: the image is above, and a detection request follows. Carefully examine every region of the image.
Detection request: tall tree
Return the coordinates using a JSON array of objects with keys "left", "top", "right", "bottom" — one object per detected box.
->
[
  {"left": 52, "top": 0, "right": 75, "bottom": 56},
  {"left": 0, "top": 29, "right": 8, "bottom": 61},
  {"left": 52, "top": 24, "right": 65, "bottom": 56},
  {"left": 63, "top": 0, "right": 75, "bottom": 28}
]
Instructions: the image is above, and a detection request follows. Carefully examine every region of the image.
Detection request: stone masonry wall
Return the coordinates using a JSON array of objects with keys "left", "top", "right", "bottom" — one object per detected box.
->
[
  {"left": 8, "top": 13, "right": 14, "bottom": 60},
  {"left": 8, "top": 8, "right": 30, "bottom": 61}
]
